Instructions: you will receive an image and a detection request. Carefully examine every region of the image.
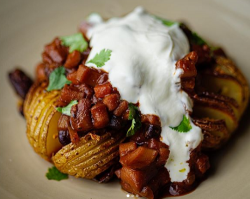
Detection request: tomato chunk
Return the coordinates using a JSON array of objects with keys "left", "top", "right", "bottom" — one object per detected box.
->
[
  {"left": 119, "top": 142, "right": 137, "bottom": 157},
  {"left": 91, "top": 103, "right": 109, "bottom": 129},
  {"left": 113, "top": 100, "right": 128, "bottom": 117},
  {"left": 64, "top": 50, "right": 81, "bottom": 69},
  {"left": 120, "top": 147, "right": 158, "bottom": 169},
  {"left": 103, "top": 94, "right": 120, "bottom": 111},
  {"left": 94, "top": 82, "right": 112, "bottom": 98},
  {"left": 70, "top": 99, "right": 93, "bottom": 131}
]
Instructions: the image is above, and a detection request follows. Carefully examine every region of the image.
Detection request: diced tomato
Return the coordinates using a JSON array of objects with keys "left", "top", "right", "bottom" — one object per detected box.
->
[
  {"left": 91, "top": 103, "right": 110, "bottom": 129},
  {"left": 119, "top": 142, "right": 137, "bottom": 157},
  {"left": 120, "top": 147, "right": 158, "bottom": 169},
  {"left": 113, "top": 100, "right": 128, "bottom": 117},
  {"left": 64, "top": 50, "right": 81, "bottom": 69},
  {"left": 103, "top": 93, "right": 120, "bottom": 111},
  {"left": 70, "top": 99, "right": 93, "bottom": 131},
  {"left": 94, "top": 82, "right": 112, "bottom": 98}
]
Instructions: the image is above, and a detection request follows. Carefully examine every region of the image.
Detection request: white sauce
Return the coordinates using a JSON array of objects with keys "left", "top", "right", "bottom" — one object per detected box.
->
[{"left": 86, "top": 7, "right": 203, "bottom": 182}]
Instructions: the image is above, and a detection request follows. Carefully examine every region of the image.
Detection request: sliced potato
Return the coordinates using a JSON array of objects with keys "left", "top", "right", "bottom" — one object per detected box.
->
[
  {"left": 25, "top": 82, "right": 47, "bottom": 120},
  {"left": 202, "top": 56, "right": 249, "bottom": 116},
  {"left": 215, "top": 56, "right": 248, "bottom": 92},
  {"left": 193, "top": 56, "right": 249, "bottom": 150},
  {"left": 40, "top": 108, "right": 62, "bottom": 160},
  {"left": 23, "top": 83, "right": 62, "bottom": 161},
  {"left": 192, "top": 118, "right": 229, "bottom": 150},
  {"left": 25, "top": 85, "right": 45, "bottom": 135},
  {"left": 23, "top": 82, "right": 39, "bottom": 117},
  {"left": 30, "top": 92, "right": 59, "bottom": 145},
  {"left": 193, "top": 106, "right": 237, "bottom": 134},
  {"left": 53, "top": 132, "right": 125, "bottom": 179},
  {"left": 193, "top": 94, "right": 238, "bottom": 133},
  {"left": 199, "top": 74, "right": 243, "bottom": 115}
]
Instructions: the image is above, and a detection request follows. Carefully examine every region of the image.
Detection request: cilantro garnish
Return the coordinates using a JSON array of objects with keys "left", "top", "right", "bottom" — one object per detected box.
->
[
  {"left": 87, "top": 49, "right": 112, "bottom": 67},
  {"left": 170, "top": 115, "right": 192, "bottom": 133},
  {"left": 190, "top": 32, "right": 207, "bottom": 46},
  {"left": 155, "top": 16, "right": 218, "bottom": 55},
  {"left": 155, "top": 16, "right": 210, "bottom": 48},
  {"left": 56, "top": 100, "right": 78, "bottom": 116},
  {"left": 60, "top": 33, "right": 88, "bottom": 53},
  {"left": 47, "top": 67, "right": 71, "bottom": 91},
  {"left": 46, "top": 166, "right": 68, "bottom": 181},
  {"left": 190, "top": 32, "right": 220, "bottom": 54},
  {"left": 126, "top": 103, "right": 141, "bottom": 137},
  {"left": 154, "top": 16, "right": 178, "bottom": 27}
]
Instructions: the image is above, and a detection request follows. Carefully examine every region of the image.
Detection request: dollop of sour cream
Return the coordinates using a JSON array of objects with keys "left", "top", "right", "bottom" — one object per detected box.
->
[{"left": 86, "top": 7, "right": 203, "bottom": 182}]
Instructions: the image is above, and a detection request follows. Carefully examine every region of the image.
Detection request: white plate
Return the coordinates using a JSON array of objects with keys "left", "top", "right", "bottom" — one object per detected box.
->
[{"left": 0, "top": 0, "right": 249, "bottom": 199}]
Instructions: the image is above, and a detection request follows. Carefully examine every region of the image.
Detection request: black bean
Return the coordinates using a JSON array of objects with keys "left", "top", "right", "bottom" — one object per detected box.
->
[
  {"left": 109, "top": 115, "right": 124, "bottom": 130},
  {"left": 58, "top": 130, "right": 71, "bottom": 146},
  {"left": 145, "top": 124, "right": 161, "bottom": 139}
]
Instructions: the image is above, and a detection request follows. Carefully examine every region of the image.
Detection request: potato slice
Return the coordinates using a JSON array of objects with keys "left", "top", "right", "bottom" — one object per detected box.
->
[
  {"left": 29, "top": 92, "right": 59, "bottom": 145},
  {"left": 214, "top": 56, "right": 248, "bottom": 91},
  {"left": 193, "top": 94, "right": 238, "bottom": 134},
  {"left": 23, "top": 83, "right": 62, "bottom": 161},
  {"left": 192, "top": 118, "right": 229, "bottom": 150},
  {"left": 192, "top": 56, "right": 249, "bottom": 150},
  {"left": 193, "top": 106, "right": 237, "bottom": 135},
  {"left": 40, "top": 108, "right": 62, "bottom": 160},
  {"left": 23, "top": 82, "right": 39, "bottom": 118},
  {"left": 24, "top": 82, "right": 47, "bottom": 119},
  {"left": 199, "top": 74, "right": 243, "bottom": 114},
  {"left": 202, "top": 56, "right": 249, "bottom": 116},
  {"left": 53, "top": 132, "right": 125, "bottom": 179},
  {"left": 25, "top": 85, "right": 45, "bottom": 135}
]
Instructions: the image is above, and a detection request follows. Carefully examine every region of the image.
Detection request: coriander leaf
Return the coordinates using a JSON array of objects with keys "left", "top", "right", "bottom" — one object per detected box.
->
[
  {"left": 127, "top": 119, "right": 136, "bottom": 137},
  {"left": 46, "top": 166, "right": 68, "bottom": 181},
  {"left": 170, "top": 115, "right": 192, "bottom": 133},
  {"left": 126, "top": 103, "right": 141, "bottom": 137},
  {"left": 56, "top": 100, "right": 78, "bottom": 116},
  {"left": 190, "top": 32, "right": 220, "bottom": 56},
  {"left": 210, "top": 46, "right": 220, "bottom": 51},
  {"left": 87, "top": 49, "right": 112, "bottom": 67},
  {"left": 60, "top": 33, "right": 88, "bottom": 53},
  {"left": 128, "top": 103, "right": 138, "bottom": 120},
  {"left": 154, "top": 15, "right": 178, "bottom": 27},
  {"left": 190, "top": 32, "right": 207, "bottom": 46},
  {"left": 47, "top": 66, "right": 71, "bottom": 91}
]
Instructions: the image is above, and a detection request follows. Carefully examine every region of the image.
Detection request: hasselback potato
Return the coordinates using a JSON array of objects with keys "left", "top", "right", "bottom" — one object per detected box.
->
[
  {"left": 23, "top": 82, "right": 62, "bottom": 161},
  {"left": 53, "top": 132, "right": 125, "bottom": 178},
  {"left": 192, "top": 55, "right": 249, "bottom": 150},
  {"left": 8, "top": 7, "right": 249, "bottom": 199}
]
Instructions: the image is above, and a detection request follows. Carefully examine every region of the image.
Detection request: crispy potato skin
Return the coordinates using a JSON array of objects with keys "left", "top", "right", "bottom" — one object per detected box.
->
[
  {"left": 193, "top": 55, "right": 249, "bottom": 150},
  {"left": 23, "top": 82, "right": 125, "bottom": 179},
  {"left": 52, "top": 132, "right": 125, "bottom": 178},
  {"left": 23, "top": 82, "right": 62, "bottom": 161}
]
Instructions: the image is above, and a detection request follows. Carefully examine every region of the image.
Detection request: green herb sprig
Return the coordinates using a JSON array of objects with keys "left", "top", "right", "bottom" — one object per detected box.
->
[
  {"left": 126, "top": 103, "right": 141, "bottom": 137},
  {"left": 170, "top": 115, "right": 192, "bottom": 133},
  {"left": 154, "top": 15, "right": 178, "bottom": 27},
  {"left": 46, "top": 66, "right": 71, "bottom": 91},
  {"left": 56, "top": 100, "right": 78, "bottom": 116},
  {"left": 60, "top": 33, "right": 88, "bottom": 53},
  {"left": 46, "top": 166, "right": 68, "bottom": 181},
  {"left": 87, "top": 49, "right": 112, "bottom": 67}
]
